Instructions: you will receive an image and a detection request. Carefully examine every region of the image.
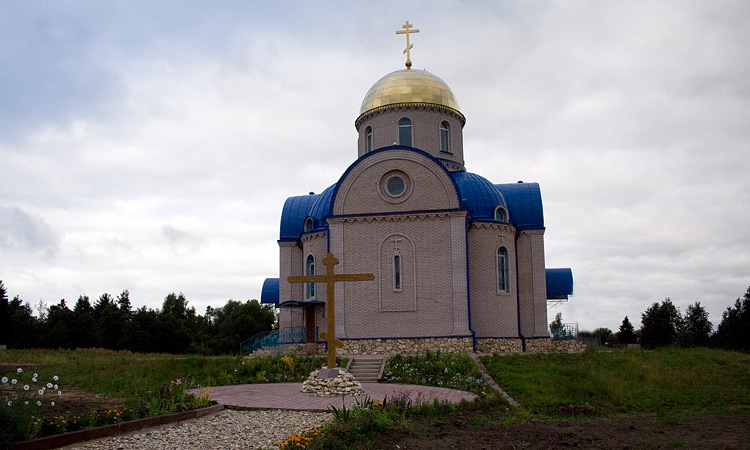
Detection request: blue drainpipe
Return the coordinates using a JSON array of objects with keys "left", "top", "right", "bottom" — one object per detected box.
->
[
  {"left": 515, "top": 230, "right": 526, "bottom": 352},
  {"left": 465, "top": 219, "right": 477, "bottom": 350}
]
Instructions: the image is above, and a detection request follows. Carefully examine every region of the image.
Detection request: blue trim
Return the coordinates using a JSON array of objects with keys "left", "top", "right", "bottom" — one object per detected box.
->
[
  {"left": 514, "top": 234, "right": 526, "bottom": 351},
  {"left": 329, "top": 146, "right": 463, "bottom": 216},
  {"left": 465, "top": 220, "right": 476, "bottom": 349}
]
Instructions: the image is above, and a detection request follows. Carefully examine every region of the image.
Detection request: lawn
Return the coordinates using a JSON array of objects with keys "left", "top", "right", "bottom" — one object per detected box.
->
[
  {"left": 0, "top": 349, "right": 336, "bottom": 446},
  {"left": 3, "top": 346, "right": 749, "bottom": 449},
  {"left": 480, "top": 346, "right": 750, "bottom": 416}
]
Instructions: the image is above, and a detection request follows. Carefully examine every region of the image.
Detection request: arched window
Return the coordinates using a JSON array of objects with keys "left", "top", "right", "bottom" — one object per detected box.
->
[
  {"left": 365, "top": 126, "right": 373, "bottom": 153},
  {"left": 305, "top": 254, "right": 315, "bottom": 299},
  {"left": 393, "top": 254, "right": 402, "bottom": 291},
  {"left": 440, "top": 121, "right": 451, "bottom": 153},
  {"left": 303, "top": 217, "right": 313, "bottom": 232},
  {"left": 494, "top": 206, "right": 508, "bottom": 223},
  {"left": 497, "top": 247, "right": 509, "bottom": 292},
  {"left": 398, "top": 118, "right": 412, "bottom": 147}
]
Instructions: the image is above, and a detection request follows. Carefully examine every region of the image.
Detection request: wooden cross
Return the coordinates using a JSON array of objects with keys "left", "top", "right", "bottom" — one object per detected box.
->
[
  {"left": 396, "top": 20, "right": 419, "bottom": 69},
  {"left": 288, "top": 253, "right": 374, "bottom": 369}
]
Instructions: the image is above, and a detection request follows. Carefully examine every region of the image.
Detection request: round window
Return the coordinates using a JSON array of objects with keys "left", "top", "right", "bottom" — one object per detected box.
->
[
  {"left": 379, "top": 170, "right": 412, "bottom": 204},
  {"left": 386, "top": 176, "right": 406, "bottom": 196}
]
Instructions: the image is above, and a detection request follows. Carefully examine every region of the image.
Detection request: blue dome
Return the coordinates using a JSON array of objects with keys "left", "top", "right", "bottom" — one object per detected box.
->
[
  {"left": 260, "top": 278, "right": 279, "bottom": 305},
  {"left": 451, "top": 171, "right": 507, "bottom": 221},
  {"left": 495, "top": 182, "right": 544, "bottom": 230},
  {"left": 279, "top": 185, "right": 335, "bottom": 241},
  {"left": 308, "top": 184, "right": 336, "bottom": 227}
]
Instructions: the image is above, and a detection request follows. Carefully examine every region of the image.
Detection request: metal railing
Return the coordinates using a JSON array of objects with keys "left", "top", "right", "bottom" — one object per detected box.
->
[
  {"left": 550, "top": 323, "right": 578, "bottom": 340},
  {"left": 240, "top": 326, "right": 318, "bottom": 355}
]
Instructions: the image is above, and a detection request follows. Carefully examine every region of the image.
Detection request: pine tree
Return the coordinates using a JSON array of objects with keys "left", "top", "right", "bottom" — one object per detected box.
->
[{"left": 617, "top": 316, "right": 636, "bottom": 345}]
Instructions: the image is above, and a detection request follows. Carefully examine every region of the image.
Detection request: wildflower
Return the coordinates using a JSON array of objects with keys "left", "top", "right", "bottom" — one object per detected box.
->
[
  {"left": 54, "top": 384, "right": 58, "bottom": 390},
  {"left": 23, "top": 384, "right": 30, "bottom": 391},
  {"left": 38, "top": 389, "right": 45, "bottom": 395},
  {"left": 47, "top": 383, "right": 53, "bottom": 388},
  {"left": 11, "top": 379, "right": 17, "bottom": 385},
  {"left": 17, "top": 368, "right": 22, "bottom": 373},
  {"left": 58, "top": 391, "right": 62, "bottom": 396},
  {"left": 36, "top": 401, "right": 42, "bottom": 406},
  {"left": 6, "top": 401, "right": 11, "bottom": 406},
  {"left": 53, "top": 375, "right": 59, "bottom": 381},
  {"left": 33, "top": 373, "right": 38, "bottom": 378},
  {"left": 1, "top": 377, "right": 6, "bottom": 383},
  {"left": 51, "top": 402, "right": 55, "bottom": 406},
  {"left": 24, "top": 401, "right": 29, "bottom": 405}
]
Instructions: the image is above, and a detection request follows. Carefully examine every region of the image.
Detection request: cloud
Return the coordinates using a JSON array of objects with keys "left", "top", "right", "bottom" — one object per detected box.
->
[
  {"left": 0, "top": 206, "right": 60, "bottom": 256},
  {"left": 0, "top": 1, "right": 748, "bottom": 333},
  {"left": 161, "top": 225, "right": 204, "bottom": 253}
]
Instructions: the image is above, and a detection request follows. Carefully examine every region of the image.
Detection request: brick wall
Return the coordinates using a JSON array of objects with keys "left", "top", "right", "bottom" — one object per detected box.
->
[
  {"left": 356, "top": 105, "right": 465, "bottom": 169},
  {"left": 468, "top": 223, "right": 520, "bottom": 337}
]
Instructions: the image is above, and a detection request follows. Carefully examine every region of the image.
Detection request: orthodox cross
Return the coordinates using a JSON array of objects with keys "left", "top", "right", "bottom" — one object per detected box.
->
[
  {"left": 396, "top": 20, "right": 419, "bottom": 69},
  {"left": 390, "top": 235, "right": 403, "bottom": 251},
  {"left": 288, "top": 253, "right": 374, "bottom": 370}
]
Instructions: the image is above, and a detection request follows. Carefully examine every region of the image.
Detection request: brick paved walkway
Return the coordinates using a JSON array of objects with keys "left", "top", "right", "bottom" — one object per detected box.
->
[{"left": 202, "top": 383, "right": 477, "bottom": 412}]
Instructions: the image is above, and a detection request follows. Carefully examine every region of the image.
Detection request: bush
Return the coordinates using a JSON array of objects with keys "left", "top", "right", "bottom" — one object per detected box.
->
[{"left": 381, "top": 351, "right": 488, "bottom": 395}]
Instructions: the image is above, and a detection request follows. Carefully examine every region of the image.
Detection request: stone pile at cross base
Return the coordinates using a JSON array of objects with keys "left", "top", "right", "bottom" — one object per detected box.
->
[{"left": 300, "top": 367, "right": 364, "bottom": 397}]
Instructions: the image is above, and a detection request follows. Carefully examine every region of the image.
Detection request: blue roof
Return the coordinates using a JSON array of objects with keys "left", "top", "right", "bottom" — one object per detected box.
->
[
  {"left": 279, "top": 186, "right": 335, "bottom": 241},
  {"left": 546, "top": 268, "right": 573, "bottom": 299},
  {"left": 278, "top": 148, "right": 544, "bottom": 241},
  {"left": 495, "top": 182, "right": 544, "bottom": 229},
  {"left": 451, "top": 171, "right": 507, "bottom": 221},
  {"left": 308, "top": 184, "right": 336, "bottom": 228},
  {"left": 260, "top": 278, "right": 279, "bottom": 305}
]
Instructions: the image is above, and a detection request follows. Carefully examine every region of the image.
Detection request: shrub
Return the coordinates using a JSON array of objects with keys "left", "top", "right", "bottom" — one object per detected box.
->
[{"left": 381, "top": 351, "right": 488, "bottom": 395}]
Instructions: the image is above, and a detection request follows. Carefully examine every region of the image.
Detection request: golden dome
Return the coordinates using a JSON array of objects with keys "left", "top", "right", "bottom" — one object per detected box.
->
[{"left": 358, "top": 69, "right": 461, "bottom": 117}]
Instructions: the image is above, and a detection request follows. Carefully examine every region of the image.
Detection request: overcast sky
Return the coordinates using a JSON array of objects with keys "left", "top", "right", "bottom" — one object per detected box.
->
[{"left": 1, "top": 1, "right": 748, "bottom": 333}]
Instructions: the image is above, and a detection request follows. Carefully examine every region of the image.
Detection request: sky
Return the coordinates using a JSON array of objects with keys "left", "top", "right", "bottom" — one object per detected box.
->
[{"left": 1, "top": 1, "right": 749, "bottom": 333}]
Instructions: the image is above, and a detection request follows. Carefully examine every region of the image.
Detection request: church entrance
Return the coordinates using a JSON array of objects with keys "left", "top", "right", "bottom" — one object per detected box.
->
[{"left": 304, "top": 304, "right": 316, "bottom": 343}]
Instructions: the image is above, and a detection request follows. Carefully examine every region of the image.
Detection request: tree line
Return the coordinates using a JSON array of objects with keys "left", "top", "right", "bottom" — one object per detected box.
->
[
  {"left": 0, "top": 281, "right": 276, "bottom": 355},
  {"left": 554, "top": 285, "right": 750, "bottom": 352}
]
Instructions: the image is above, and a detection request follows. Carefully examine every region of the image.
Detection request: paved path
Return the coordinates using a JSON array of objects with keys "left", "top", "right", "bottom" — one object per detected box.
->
[{"left": 201, "top": 383, "right": 477, "bottom": 412}]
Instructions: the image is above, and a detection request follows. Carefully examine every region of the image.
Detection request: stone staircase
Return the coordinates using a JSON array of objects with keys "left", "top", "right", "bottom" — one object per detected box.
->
[{"left": 346, "top": 356, "right": 386, "bottom": 383}]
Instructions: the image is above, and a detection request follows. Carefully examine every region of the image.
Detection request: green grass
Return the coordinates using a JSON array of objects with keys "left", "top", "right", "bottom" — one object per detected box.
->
[
  {"left": 0, "top": 349, "right": 342, "bottom": 446},
  {"left": 480, "top": 346, "right": 750, "bottom": 416},
  {"left": 0, "top": 349, "right": 341, "bottom": 398}
]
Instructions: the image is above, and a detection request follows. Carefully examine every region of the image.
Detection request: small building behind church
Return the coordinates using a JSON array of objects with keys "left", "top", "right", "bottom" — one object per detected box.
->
[{"left": 261, "top": 27, "right": 574, "bottom": 355}]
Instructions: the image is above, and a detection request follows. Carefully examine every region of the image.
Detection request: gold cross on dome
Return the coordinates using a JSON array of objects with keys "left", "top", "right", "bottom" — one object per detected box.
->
[
  {"left": 288, "top": 253, "right": 375, "bottom": 369},
  {"left": 396, "top": 20, "right": 419, "bottom": 69}
]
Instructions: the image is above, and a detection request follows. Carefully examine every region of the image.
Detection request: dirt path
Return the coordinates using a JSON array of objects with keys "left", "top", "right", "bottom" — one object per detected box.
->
[{"left": 372, "top": 414, "right": 750, "bottom": 449}]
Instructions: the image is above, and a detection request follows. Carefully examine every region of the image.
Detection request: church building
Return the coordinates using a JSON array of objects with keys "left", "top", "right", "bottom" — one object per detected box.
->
[{"left": 261, "top": 23, "right": 573, "bottom": 355}]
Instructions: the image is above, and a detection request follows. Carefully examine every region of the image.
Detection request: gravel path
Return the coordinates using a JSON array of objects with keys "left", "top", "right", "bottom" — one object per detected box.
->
[{"left": 64, "top": 409, "right": 331, "bottom": 450}]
